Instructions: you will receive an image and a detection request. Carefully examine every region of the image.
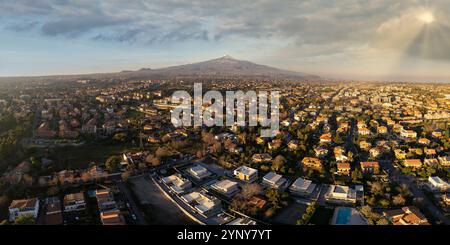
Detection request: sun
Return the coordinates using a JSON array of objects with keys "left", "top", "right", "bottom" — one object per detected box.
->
[{"left": 417, "top": 12, "right": 435, "bottom": 24}]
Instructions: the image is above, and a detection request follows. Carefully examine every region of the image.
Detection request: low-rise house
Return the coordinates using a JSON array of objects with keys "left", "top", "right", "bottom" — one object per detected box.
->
[
  {"left": 383, "top": 206, "right": 429, "bottom": 225},
  {"left": 211, "top": 179, "right": 239, "bottom": 196},
  {"left": 427, "top": 176, "right": 449, "bottom": 192},
  {"left": 181, "top": 191, "right": 222, "bottom": 218},
  {"left": 424, "top": 158, "right": 439, "bottom": 167},
  {"left": 9, "top": 198, "right": 39, "bottom": 222},
  {"left": 443, "top": 194, "right": 450, "bottom": 206},
  {"left": 262, "top": 172, "right": 287, "bottom": 190},
  {"left": 358, "top": 127, "right": 371, "bottom": 136},
  {"left": 424, "top": 148, "right": 436, "bottom": 157},
  {"left": 301, "top": 157, "right": 323, "bottom": 171},
  {"left": 289, "top": 178, "right": 316, "bottom": 197},
  {"left": 336, "top": 162, "right": 351, "bottom": 175},
  {"left": 438, "top": 156, "right": 450, "bottom": 167},
  {"left": 314, "top": 146, "right": 329, "bottom": 158},
  {"left": 100, "top": 210, "right": 126, "bottom": 225},
  {"left": 432, "top": 131, "right": 443, "bottom": 139},
  {"left": 359, "top": 140, "right": 372, "bottom": 151},
  {"left": 63, "top": 192, "right": 86, "bottom": 212},
  {"left": 268, "top": 139, "right": 282, "bottom": 150},
  {"left": 251, "top": 153, "right": 272, "bottom": 163},
  {"left": 162, "top": 174, "right": 192, "bottom": 194},
  {"left": 324, "top": 185, "right": 357, "bottom": 204},
  {"left": 320, "top": 133, "right": 332, "bottom": 144},
  {"left": 401, "top": 129, "right": 417, "bottom": 138},
  {"left": 96, "top": 189, "right": 118, "bottom": 213},
  {"left": 187, "top": 164, "right": 212, "bottom": 181},
  {"left": 288, "top": 140, "right": 299, "bottom": 151},
  {"left": 248, "top": 196, "right": 267, "bottom": 209},
  {"left": 403, "top": 159, "right": 422, "bottom": 169},
  {"left": 394, "top": 149, "right": 407, "bottom": 160},
  {"left": 234, "top": 166, "right": 258, "bottom": 182},
  {"left": 377, "top": 126, "right": 388, "bottom": 134},
  {"left": 418, "top": 138, "right": 431, "bottom": 145},
  {"left": 369, "top": 147, "right": 384, "bottom": 158},
  {"left": 360, "top": 162, "right": 380, "bottom": 174}
]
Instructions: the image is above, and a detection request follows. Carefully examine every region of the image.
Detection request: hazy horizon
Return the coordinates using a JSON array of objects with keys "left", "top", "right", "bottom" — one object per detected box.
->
[{"left": 1, "top": 0, "right": 450, "bottom": 82}]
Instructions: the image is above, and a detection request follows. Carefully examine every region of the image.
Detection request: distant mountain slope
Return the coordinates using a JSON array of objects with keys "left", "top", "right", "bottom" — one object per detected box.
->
[{"left": 0, "top": 56, "right": 319, "bottom": 82}]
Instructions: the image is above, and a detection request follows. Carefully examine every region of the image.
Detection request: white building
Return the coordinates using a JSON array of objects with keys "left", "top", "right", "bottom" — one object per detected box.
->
[
  {"left": 181, "top": 191, "right": 222, "bottom": 218},
  {"left": 211, "top": 179, "right": 239, "bottom": 196},
  {"left": 9, "top": 198, "right": 40, "bottom": 222},
  {"left": 226, "top": 218, "right": 257, "bottom": 225},
  {"left": 234, "top": 166, "right": 258, "bottom": 182},
  {"left": 325, "top": 185, "right": 357, "bottom": 204},
  {"left": 162, "top": 174, "right": 193, "bottom": 194},
  {"left": 428, "top": 176, "right": 449, "bottom": 192},
  {"left": 289, "top": 178, "right": 316, "bottom": 197},
  {"left": 262, "top": 172, "right": 287, "bottom": 190},
  {"left": 187, "top": 164, "right": 212, "bottom": 180}
]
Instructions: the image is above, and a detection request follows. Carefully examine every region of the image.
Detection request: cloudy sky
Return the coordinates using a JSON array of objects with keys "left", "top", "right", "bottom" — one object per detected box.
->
[{"left": 1, "top": 0, "right": 449, "bottom": 81}]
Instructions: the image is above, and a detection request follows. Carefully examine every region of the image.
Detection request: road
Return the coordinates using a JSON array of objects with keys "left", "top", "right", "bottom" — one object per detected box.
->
[
  {"left": 117, "top": 181, "right": 147, "bottom": 225},
  {"left": 381, "top": 160, "right": 450, "bottom": 225}
]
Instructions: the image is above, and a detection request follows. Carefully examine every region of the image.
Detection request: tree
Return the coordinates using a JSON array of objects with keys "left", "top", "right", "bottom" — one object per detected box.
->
[
  {"left": 376, "top": 217, "right": 390, "bottom": 225},
  {"left": 146, "top": 154, "right": 161, "bottom": 166},
  {"left": 392, "top": 194, "right": 406, "bottom": 206},
  {"left": 121, "top": 171, "right": 131, "bottom": 182},
  {"left": 240, "top": 183, "right": 262, "bottom": 200},
  {"left": 0, "top": 220, "right": 10, "bottom": 225},
  {"left": 14, "top": 214, "right": 36, "bottom": 225},
  {"left": 113, "top": 132, "right": 127, "bottom": 142},
  {"left": 105, "top": 156, "right": 121, "bottom": 172},
  {"left": 155, "top": 147, "right": 171, "bottom": 158},
  {"left": 351, "top": 168, "right": 363, "bottom": 182},
  {"left": 370, "top": 182, "right": 383, "bottom": 194},
  {"left": 271, "top": 155, "right": 286, "bottom": 172}
]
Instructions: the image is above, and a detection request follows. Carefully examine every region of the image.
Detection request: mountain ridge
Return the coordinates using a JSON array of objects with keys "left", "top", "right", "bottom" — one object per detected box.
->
[{"left": 0, "top": 56, "right": 320, "bottom": 82}]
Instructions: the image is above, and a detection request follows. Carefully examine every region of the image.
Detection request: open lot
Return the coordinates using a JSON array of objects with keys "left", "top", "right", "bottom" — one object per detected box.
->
[
  {"left": 272, "top": 202, "right": 307, "bottom": 225},
  {"left": 129, "top": 176, "right": 195, "bottom": 225}
]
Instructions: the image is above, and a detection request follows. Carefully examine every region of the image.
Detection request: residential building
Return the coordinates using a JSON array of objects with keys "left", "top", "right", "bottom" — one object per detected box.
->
[
  {"left": 358, "top": 127, "right": 371, "bottom": 136},
  {"left": 438, "top": 156, "right": 450, "bottom": 167},
  {"left": 401, "top": 129, "right": 417, "bottom": 138},
  {"left": 181, "top": 191, "right": 222, "bottom": 218},
  {"left": 63, "top": 192, "right": 86, "bottom": 212},
  {"left": 427, "top": 176, "right": 449, "bottom": 192},
  {"left": 9, "top": 198, "right": 39, "bottom": 222},
  {"left": 289, "top": 178, "right": 316, "bottom": 197},
  {"left": 211, "top": 179, "right": 239, "bottom": 196},
  {"left": 187, "top": 164, "right": 212, "bottom": 181},
  {"left": 100, "top": 210, "right": 126, "bottom": 225},
  {"left": 383, "top": 206, "right": 429, "bottom": 225},
  {"left": 234, "top": 166, "right": 258, "bottom": 182},
  {"left": 262, "top": 172, "right": 287, "bottom": 190},
  {"left": 336, "top": 162, "right": 351, "bottom": 175},
  {"left": 377, "top": 126, "right": 388, "bottom": 134},
  {"left": 301, "top": 157, "right": 323, "bottom": 171},
  {"left": 251, "top": 153, "right": 272, "bottom": 163},
  {"left": 403, "top": 159, "right": 422, "bottom": 168},
  {"left": 360, "top": 162, "right": 380, "bottom": 174},
  {"left": 162, "top": 174, "right": 192, "bottom": 194},
  {"left": 324, "top": 185, "right": 357, "bottom": 204},
  {"left": 96, "top": 189, "right": 118, "bottom": 212}
]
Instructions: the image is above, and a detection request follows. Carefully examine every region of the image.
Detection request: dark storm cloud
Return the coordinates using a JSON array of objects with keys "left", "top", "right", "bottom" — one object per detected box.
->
[{"left": 1, "top": 0, "right": 450, "bottom": 60}]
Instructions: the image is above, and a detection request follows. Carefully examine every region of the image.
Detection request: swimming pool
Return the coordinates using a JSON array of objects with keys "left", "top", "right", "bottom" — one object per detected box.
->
[{"left": 335, "top": 207, "right": 352, "bottom": 225}]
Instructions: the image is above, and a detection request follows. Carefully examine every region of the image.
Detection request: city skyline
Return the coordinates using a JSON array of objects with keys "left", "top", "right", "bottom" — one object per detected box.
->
[{"left": 1, "top": 0, "right": 450, "bottom": 82}]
